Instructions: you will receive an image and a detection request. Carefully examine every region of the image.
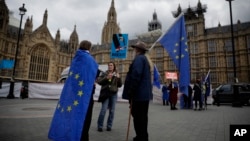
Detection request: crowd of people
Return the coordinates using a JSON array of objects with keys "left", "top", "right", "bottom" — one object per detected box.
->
[
  {"left": 161, "top": 79, "right": 210, "bottom": 111},
  {"left": 48, "top": 40, "right": 154, "bottom": 141},
  {"left": 48, "top": 39, "right": 210, "bottom": 141}
]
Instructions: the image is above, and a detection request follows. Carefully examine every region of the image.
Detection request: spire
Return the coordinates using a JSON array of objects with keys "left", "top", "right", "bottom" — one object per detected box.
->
[
  {"left": 101, "top": 0, "right": 120, "bottom": 44},
  {"left": 197, "top": 0, "right": 204, "bottom": 15},
  {"left": 69, "top": 25, "right": 79, "bottom": 52},
  {"left": 111, "top": 0, "right": 114, "bottom": 8},
  {"left": 24, "top": 16, "right": 33, "bottom": 34},
  {"left": 148, "top": 10, "right": 162, "bottom": 32},
  {"left": 43, "top": 9, "right": 48, "bottom": 26},
  {"left": 55, "top": 29, "right": 60, "bottom": 45},
  {"left": 153, "top": 9, "right": 157, "bottom": 20},
  {"left": 197, "top": 0, "right": 202, "bottom": 9},
  {"left": 172, "top": 3, "right": 182, "bottom": 18},
  {"left": 107, "top": 0, "right": 117, "bottom": 22},
  {"left": 70, "top": 25, "right": 78, "bottom": 40},
  {"left": 177, "top": 4, "right": 182, "bottom": 16}
]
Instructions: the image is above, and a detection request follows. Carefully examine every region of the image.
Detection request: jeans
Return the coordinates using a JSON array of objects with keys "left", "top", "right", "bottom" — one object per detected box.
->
[{"left": 97, "top": 94, "right": 117, "bottom": 129}]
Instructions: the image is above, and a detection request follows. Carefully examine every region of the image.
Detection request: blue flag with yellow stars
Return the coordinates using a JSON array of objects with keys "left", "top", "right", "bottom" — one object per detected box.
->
[
  {"left": 159, "top": 13, "right": 190, "bottom": 97},
  {"left": 153, "top": 64, "right": 161, "bottom": 89},
  {"left": 48, "top": 49, "right": 98, "bottom": 141}
]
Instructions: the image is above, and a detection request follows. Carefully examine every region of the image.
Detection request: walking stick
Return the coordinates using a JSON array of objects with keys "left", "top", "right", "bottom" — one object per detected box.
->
[{"left": 126, "top": 101, "right": 132, "bottom": 141}]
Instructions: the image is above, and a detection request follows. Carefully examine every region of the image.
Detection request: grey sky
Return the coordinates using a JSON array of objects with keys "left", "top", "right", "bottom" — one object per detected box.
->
[{"left": 6, "top": 0, "right": 250, "bottom": 44}]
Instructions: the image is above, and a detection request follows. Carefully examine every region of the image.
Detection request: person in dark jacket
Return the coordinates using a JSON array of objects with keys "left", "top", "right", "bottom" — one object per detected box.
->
[
  {"left": 161, "top": 82, "right": 169, "bottom": 106},
  {"left": 193, "top": 79, "right": 203, "bottom": 111},
  {"left": 81, "top": 70, "right": 100, "bottom": 141},
  {"left": 187, "top": 84, "right": 193, "bottom": 109},
  {"left": 168, "top": 81, "right": 178, "bottom": 110},
  {"left": 122, "top": 41, "right": 153, "bottom": 141}
]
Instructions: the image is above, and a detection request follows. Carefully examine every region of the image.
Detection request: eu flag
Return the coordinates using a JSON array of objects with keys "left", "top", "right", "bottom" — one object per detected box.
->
[
  {"left": 48, "top": 49, "right": 98, "bottom": 141},
  {"left": 159, "top": 14, "right": 190, "bottom": 96},
  {"left": 153, "top": 64, "right": 161, "bottom": 89},
  {"left": 205, "top": 72, "right": 211, "bottom": 96}
]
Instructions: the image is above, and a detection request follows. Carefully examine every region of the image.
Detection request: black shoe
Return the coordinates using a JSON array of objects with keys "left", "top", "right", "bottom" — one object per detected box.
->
[
  {"left": 106, "top": 127, "right": 111, "bottom": 131},
  {"left": 98, "top": 128, "right": 103, "bottom": 132},
  {"left": 133, "top": 137, "right": 148, "bottom": 141}
]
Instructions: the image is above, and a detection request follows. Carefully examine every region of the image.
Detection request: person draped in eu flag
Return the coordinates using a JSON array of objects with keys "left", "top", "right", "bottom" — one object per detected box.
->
[{"left": 48, "top": 40, "right": 98, "bottom": 141}]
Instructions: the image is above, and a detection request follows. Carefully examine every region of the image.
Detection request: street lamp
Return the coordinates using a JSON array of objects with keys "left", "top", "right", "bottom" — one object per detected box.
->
[
  {"left": 226, "top": 0, "right": 237, "bottom": 82},
  {"left": 7, "top": 4, "right": 27, "bottom": 99},
  {"left": 226, "top": 0, "right": 241, "bottom": 107}
]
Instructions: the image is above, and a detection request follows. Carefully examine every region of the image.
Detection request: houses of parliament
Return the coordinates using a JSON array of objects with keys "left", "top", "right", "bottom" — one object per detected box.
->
[{"left": 0, "top": 0, "right": 250, "bottom": 87}]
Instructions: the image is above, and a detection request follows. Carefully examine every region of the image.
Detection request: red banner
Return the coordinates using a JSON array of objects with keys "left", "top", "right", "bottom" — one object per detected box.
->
[{"left": 165, "top": 72, "right": 178, "bottom": 80}]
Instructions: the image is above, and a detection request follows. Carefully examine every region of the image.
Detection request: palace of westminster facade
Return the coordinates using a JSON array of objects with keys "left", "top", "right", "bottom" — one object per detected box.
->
[{"left": 0, "top": 0, "right": 250, "bottom": 87}]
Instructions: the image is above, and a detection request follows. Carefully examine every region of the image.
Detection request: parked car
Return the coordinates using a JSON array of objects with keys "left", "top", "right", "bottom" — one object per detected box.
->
[{"left": 212, "top": 83, "right": 250, "bottom": 106}]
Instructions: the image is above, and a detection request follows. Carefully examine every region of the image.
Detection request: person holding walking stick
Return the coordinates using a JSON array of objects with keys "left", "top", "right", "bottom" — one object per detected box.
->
[{"left": 122, "top": 41, "right": 153, "bottom": 141}]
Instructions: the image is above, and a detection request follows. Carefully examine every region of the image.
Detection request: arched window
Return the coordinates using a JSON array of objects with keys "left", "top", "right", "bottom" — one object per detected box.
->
[{"left": 29, "top": 45, "right": 50, "bottom": 81}]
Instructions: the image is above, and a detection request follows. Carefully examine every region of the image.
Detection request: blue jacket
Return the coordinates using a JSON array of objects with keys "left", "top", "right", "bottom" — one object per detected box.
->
[
  {"left": 162, "top": 85, "right": 169, "bottom": 100},
  {"left": 122, "top": 54, "right": 152, "bottom": 101}
]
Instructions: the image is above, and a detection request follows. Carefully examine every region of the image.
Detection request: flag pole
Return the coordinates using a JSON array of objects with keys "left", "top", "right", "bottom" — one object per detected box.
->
[
  {"left": 204, "top": 69, "right": 210, "bottom": 82},
  {"left": 148, "top": 36, "right": 161, "bottom": 51},
  {"left": 126, "top": 101, "right": 132, "bottom": 141}
]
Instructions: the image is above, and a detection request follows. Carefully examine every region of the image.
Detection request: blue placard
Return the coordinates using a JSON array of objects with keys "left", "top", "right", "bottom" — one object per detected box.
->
[{"left": 110, "top": 34, "right": 128, "bottom": 59}]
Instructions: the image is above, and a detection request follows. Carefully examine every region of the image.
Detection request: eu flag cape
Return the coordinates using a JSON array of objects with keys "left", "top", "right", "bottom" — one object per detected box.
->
[{"left": 48, "top": 49, "right": 98, "bottom": 141}]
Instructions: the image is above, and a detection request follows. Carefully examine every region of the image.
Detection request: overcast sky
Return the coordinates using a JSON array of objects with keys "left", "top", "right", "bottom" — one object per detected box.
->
[{"left": 5, "top": 0, "right": 250, "bottom": 44}]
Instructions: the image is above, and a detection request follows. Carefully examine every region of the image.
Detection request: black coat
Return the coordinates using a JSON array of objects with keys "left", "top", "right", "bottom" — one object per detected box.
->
[{"left": 193, "top": 84, "right": 202, "bottom": 100}]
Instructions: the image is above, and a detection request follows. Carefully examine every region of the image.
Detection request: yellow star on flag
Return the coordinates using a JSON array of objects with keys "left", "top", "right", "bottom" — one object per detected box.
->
[
  {"left": 78, "top": 90, "right": 83, "bottom": 97},
  {"left": 57, "top": 103, "right": 61, "bottom": 109},
  {"left": 73, "top": 100, "right": 79, "bottom": 106},
  {"left": 67, "top": 106, "right": 72, "bottom": 112},
  {"left": 75, "top": 74, "right": 80, "bottom": 79},
  {"left": 79, "top": 80, "right": 84, "bottom": 87}
]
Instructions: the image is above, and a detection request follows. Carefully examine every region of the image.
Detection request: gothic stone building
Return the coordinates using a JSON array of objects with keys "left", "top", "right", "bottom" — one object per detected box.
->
[
  {"left": 0, "top": 0, "right": 77, "bottom": 82},
  {"left": 1, "top": 0, "right": 250, "bottom": 87},
  {"left": 91, "top": 0, "right": 250, "bottom": 87}
]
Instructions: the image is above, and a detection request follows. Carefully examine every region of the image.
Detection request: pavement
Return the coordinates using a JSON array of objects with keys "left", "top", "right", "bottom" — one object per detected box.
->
[{"left": 0, "top": 98, "right": 250, "bottom": 141}]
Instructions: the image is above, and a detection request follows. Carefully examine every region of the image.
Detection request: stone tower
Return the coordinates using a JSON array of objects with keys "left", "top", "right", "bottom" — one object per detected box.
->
[
  {"left": 101, "top": 0, "right": 120, "bottom": 44},
  {"left": 0, "top": 0, "right": 9, "bottom": 33},
  {"left": 68, "top": 25, "right": 79, "bottom": 55},
  {"left": 148, "top": 10, "right": 162, "bottom": 32}
]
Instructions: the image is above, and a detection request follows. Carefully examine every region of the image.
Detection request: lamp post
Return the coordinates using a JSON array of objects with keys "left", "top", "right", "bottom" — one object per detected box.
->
[
  {"left": 226, "top": 0, "right": 237, "bottom": 82},
  {"left": 7, "top": 4, "right": 27, "bottom": 99},
  {"left": 226, "top": 0, "right": 241, "bottom": 107}
]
